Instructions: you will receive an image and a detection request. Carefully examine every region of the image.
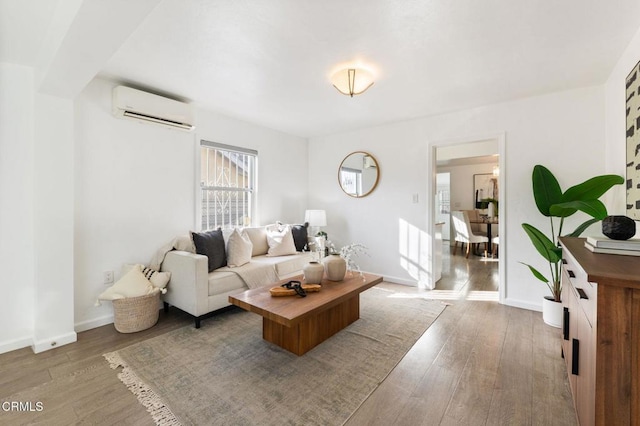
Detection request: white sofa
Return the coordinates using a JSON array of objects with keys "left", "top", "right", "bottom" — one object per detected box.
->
[{"left": 160, "top": 225, "right": 315, "bottom": 328}]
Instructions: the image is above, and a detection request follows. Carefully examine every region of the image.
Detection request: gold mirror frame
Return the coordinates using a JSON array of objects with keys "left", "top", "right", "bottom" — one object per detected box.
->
[{"left": 338, "top": 151, "right": 380, "bottom": 197}]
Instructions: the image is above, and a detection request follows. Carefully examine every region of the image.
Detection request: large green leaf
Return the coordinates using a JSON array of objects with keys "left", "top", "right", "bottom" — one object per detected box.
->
[
  {"left": 567, "top": 217, "right": 601, "bottom": 237},
  {"left": 532, "top": 165, "right": 562, "bottom": 217},
  {"left": 522, "top": 223, "right": 562, "bottom": 263},
  {"left": 519, "top": 262, "right": 556, "bottom": 298},
  {"left": 550, "top": 199, "right": 608, "bottom": 220},
  {"left": 562, "top": 175, "right": 624, "bottom": 202},
  {"left": 546, "top": 203, "right": 577, "bottom": 218},
  {"left": 519, "top": 262, "right": 549, "bottom": 284}
]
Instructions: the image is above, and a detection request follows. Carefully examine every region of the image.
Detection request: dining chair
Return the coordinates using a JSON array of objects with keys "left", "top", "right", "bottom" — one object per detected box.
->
[
  {"left": 463, "top": 209, "right": 484, "bottom": 234},
  {"left": 451, "top": 210, "right": 489, "bottom": 258},
  {"left": 492, "top": 236, "right": 499, "bottom": 258}
]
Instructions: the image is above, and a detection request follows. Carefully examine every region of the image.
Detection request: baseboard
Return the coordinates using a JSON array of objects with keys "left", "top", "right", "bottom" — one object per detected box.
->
[
  {"left": 74, "top": 314, "right": 114, "bottom": 333},
  {"left": 373, "top": 273, "right": 418, "bottom": 287},
  {"left": 375, "top": 272, "right": 541, "bottom": 312},
  {"left": 31, "top": 331, "right": 77, "bottom": 354},
  {"left": 74, "top": 306, "right": 164, "bottom": 333},
  {"left": 0, "top": 336, "right": 33, "bottom": 355},
  {"left": 503, "top": 297, "right": 542, "bottom": 312}
]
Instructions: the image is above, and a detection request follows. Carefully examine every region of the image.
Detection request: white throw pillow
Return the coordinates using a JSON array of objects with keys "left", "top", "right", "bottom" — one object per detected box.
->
[
  {"left": 141, "top": 266, "right": 171, "bottom": 289},
  {"left": 243, "top": 226, "right": 269, "bottom": 256},
  {"left": 227, "top": 229, "right": 253, "bottom": 267},
  {"left": 98, "top": 264, "right": 158, "bottom": 301},
  {"left": 266, "top": 225, "right": 298, "bottom": 256},
  {"left": 121, "top": 264, "right": 171, "bottom": 290}
]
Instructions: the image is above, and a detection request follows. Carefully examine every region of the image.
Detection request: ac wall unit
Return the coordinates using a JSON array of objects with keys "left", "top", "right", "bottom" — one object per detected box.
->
[{"left": 112, "top": 86, "right": 195, "bottom": 131}]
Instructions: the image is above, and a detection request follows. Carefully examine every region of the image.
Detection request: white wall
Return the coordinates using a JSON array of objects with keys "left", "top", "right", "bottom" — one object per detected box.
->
[
  {"left": 1, "top": 63, "right": 78, "bottom": 354},
  {"left": 74, "top": 78, "right": 308, "bottom": 330},
  {"left": 195, "top": 104, "right": 309, "bottom": 226},
  {"left": 308, "top": 86, "right": 606, "bottom": 310},
  {"left": 0, "top": 63, "right": 36, "bottom": 353},
  {"left": 33, "top": 93, "right": 76, "bottom": 352}
]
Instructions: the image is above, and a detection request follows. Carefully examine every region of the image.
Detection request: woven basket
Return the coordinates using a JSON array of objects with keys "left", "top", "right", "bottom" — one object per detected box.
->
[{"left": 112, "top": 292, "right": 160, "bottom": 333}]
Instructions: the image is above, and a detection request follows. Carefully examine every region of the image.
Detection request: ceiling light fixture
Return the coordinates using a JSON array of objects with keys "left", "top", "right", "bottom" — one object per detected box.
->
[{"left": 331, "top": 68, "right": 374, "bottom": 97}]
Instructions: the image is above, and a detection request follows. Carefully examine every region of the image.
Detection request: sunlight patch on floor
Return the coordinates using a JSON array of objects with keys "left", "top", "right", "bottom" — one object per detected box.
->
[
  {"left": 465, "top": 290, "right": 499, "bottom": 301},
  {"left": 387, "top": 289, "right": 499, "bottom": 302}
]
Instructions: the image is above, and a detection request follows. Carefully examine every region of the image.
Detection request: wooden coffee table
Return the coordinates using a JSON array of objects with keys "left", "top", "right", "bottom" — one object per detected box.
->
[{"left": 229, "top": 272, "right": 383, "bottom": 355}]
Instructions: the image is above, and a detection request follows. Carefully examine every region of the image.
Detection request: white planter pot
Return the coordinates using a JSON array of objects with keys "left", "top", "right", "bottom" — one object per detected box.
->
[
  {"left": 322, "top": 254, "right": 347, "bottom": 281},
  {"left": 303, "top": 261, "right": 324, "bottom": 284},
  {"left": 542, "top": 296, "right": 563, "bottom": 328}
]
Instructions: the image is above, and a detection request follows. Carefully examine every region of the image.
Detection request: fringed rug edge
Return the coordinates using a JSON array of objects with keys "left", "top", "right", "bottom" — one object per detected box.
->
[{"left": 103, "top": 351, "right": 182, "bottom": 426}]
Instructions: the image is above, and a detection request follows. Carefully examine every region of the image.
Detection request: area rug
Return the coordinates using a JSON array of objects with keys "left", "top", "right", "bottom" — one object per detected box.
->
[{"left": 104, "top": 286, "right": 446, "bottom": 425}]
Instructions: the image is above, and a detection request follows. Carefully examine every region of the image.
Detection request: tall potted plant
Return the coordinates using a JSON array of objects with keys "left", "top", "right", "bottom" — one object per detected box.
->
[{"left": 521, "top": 165, "right": 623, "bottom": 327}]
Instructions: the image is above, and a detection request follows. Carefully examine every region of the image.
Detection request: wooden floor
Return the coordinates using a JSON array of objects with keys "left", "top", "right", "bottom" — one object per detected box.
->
[
  {"left": 0, "top": 247, "right": 576, "bottom": 425},
  {"left": 346, "top": 248, "right": 576, "bottom": 425}
]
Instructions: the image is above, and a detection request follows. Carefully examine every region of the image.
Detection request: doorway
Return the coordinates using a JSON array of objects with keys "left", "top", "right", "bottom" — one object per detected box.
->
[
  {"left": 428, "top": 135, "right": 505, "bottom": 303},
  {"left": 435, "top": 172, "right": 451, "bottom": 241}
]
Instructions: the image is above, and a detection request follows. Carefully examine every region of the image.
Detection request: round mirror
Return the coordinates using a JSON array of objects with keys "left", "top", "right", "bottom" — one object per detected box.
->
[{"left": 338, "top": 151, "right": 380, "bottom": 197}]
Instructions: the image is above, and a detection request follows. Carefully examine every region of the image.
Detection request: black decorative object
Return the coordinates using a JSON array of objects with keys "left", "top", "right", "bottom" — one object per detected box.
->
[{"left": 602, "top": 215, "right": 636, "bottom": 240}]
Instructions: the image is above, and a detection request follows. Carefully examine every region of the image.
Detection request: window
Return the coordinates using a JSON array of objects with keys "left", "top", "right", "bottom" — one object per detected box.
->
[
  {"left": 200, "top": 140, "right": 257, "bottom": 230},
  {"left": 339, "top": 167, "right": 361, "bottom": 196}
]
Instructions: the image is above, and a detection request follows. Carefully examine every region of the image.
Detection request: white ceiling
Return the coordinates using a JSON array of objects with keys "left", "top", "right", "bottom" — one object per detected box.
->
[{"left": 3, "top": 0, "right": 640, "bottom": 138}]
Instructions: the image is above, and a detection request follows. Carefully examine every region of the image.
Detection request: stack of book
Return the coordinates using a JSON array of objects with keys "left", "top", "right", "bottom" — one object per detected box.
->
[{"left": 585, "top": 236, "right": 640, "bottom": 256}]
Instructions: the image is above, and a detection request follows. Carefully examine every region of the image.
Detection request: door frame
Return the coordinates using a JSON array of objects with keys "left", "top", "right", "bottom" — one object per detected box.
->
[{"left": 427, "top": 133, "right": 506, "bottom": 304}]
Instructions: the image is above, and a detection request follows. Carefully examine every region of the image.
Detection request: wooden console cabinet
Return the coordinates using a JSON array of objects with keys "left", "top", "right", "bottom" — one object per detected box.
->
[{"left": 560, "top": 237, "right": 640, "bottom": 426}]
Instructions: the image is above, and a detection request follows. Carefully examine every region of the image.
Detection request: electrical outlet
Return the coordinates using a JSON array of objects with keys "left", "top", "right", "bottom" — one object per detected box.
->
[{"left": 103, "top": 271, "right": 114, "bottom": 285}]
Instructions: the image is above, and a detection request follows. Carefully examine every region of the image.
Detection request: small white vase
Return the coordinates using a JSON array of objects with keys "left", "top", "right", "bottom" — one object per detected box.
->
[
  {"left": 303, "top": 261, "right": 324, "bottom": 284},
  {"left": 542, "top": 296, "right": 562, "bottom": 328},
  {"left": 322, "top": 254, "right": 347, "bottom": 281}
]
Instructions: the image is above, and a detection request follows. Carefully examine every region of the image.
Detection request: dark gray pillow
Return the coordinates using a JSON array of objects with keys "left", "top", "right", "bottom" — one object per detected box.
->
[
  {"left": 291, "top": 223, "right": 309, "bottom": 252},
  {"left": 192, "top": 229, "right": 227, "bottom": 272}
]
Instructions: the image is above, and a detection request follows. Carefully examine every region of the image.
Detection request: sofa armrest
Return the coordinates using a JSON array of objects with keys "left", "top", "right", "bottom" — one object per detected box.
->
[{"left": 160, "top": 251, "right": 209, "bottom": 317}]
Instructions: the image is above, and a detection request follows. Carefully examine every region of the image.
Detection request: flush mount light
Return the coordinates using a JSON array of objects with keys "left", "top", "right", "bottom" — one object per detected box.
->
[{"left": 331, "top": 68, "right": 374, "bottom": 97}]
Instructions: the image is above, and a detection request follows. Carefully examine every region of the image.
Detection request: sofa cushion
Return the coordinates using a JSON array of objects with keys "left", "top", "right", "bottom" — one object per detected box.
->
[
  {"left": 243, "top": 226, "right": 269, "bottom": 256},
  {"left": 207, "top": 269, "right": 247, "bottom": 296},
  {"left": 192, "top": 229, "right": 227, "bottom": 272},
  {"left": 226, "top": 229, "right": 253, "bottom": 267},
  {"left": 252, "top": 252, "right": 315, "bottom": 278},
  {"left": 291, "top": 223, "right": 309, "bottom": 252},
  {"left": 266, "top": 225, "right": 298, "bottom": 256}
]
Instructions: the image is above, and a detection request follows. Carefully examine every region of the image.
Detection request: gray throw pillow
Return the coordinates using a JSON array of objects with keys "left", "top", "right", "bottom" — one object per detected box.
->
[
  {"left": 291, "top": 223, "right": 309, "bottom": 252},
  {"left": 192, "top": 229, "right": 227, "bottom": 272}
]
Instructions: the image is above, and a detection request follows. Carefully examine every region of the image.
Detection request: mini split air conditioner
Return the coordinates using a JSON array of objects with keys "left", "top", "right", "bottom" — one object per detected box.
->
[{"left": 112, "top": 86, "right": 195, "bottom": 131}]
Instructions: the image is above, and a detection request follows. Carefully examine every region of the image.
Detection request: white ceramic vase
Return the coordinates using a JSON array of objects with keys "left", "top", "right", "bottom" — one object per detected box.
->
[
  {"left": 322, "top": 254, "right": 346, "bottom": 281},
  {"left": 303, "top": 261, "right": 324, "bottom": 284},
  {"left": 542, "top": 296, "right": 562, "bottom": 328},
  {"left": 487, "top": 202, "right": 495, "bottom": 218}
]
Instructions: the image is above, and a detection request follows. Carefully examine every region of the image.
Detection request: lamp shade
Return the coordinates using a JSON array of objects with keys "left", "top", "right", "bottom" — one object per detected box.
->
[
  {"left": 331, "top": 68, "right": 374, "bottom": 97},
  {"left": 304, "top": 210, "right": 327, "bottom": 227}
]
